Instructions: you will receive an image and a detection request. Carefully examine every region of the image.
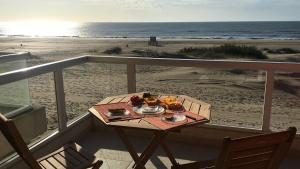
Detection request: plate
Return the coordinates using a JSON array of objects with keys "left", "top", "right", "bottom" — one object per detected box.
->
[
  {"left": 161, "top": 114, "right": 187, "bottom": 124},
  {"left": 133, "top": 105, "right": 165, "bottom": 115},
  {"left": 104, "top": 109, "right": 130, "bottom": 118}
]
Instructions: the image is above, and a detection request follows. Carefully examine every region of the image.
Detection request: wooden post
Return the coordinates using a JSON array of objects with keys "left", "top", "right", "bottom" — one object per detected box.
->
[
  {"left": 262, "top": 70, "right": 275, "bottom": 131},
  {"left": 127, "top": 63, "right": 136, "bottom": 93},
  {"left": 54, "top": 70, "right": 67, "bottom": 131}
]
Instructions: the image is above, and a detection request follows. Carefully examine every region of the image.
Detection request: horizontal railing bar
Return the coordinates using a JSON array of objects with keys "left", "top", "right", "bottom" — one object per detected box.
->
[
  {"left": 88, "top": 56, "right": 300, "bottom": 72},
  {"left": 0, "top": 52, "right": 30, "bottom": 63},
  {"left": 0, "top": 56, "right": 88, "bottom": 85},
  {"left": 1, "top": 55, "right": 300, "bottom": 86}
]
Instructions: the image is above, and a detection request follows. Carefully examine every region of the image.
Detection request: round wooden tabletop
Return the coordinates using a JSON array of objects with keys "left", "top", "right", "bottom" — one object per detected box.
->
[{"left": 89, "top": 92, "right": 211, "bottom": 131}]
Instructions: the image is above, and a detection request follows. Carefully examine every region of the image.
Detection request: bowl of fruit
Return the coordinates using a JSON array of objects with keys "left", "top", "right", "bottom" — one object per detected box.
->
[
  {"left": 130, "top": 95, "right": 144, "bottom": 106},
  {"left": 144, "top": 96, "right": 159, "bottom": 106},
  {"left": 163, "top": 97, "right": 184, "bottom": 112}
]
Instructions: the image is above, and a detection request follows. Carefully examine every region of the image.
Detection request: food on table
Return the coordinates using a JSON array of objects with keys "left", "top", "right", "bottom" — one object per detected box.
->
[
  {"left": 163, "top": 96, "right": 183, "bottom": 110},
  {"left": 164, "top": 96, "right": 177, "bottom": 105},
  {"left": 143, "top": 92, "right": 151, "bottom": 98},
  {"left": 163, "top": 114, "right": 187, "bottom": 123},
  {"left": 163, "top": 110, "right": 175, "bottom": 121},
  {"left": 167, "top": 102, "right": 183, "bottom": 111},
  {"left": 108, "top": 108, "right": 126, "bottom": 116},
  {"left": 165, "top": 116, "right": 175, "bottom": 121},
  {"left": 144, "top": 96, "right": 159, "bottom": 106},
  {"left": 130, "top": 95, "right": 144, "bottom": 106}
]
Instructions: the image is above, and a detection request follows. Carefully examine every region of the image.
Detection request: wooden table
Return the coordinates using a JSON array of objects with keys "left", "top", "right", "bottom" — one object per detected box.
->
[{"left": 89, "top": 93, "right": 211, "bottom": 169}]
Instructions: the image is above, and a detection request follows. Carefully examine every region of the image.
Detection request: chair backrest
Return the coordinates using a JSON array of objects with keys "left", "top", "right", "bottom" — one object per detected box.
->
[
  {"left": 215, "top": 127, "right": 297, "bottom": 169},
  {"left": 0, "top": 113, "right": 42, "bottom": 169}
]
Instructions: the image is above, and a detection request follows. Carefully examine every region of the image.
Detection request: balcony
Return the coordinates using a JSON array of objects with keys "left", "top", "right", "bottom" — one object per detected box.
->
[{"left": 0, "top": 52, "right": 300, "bottom": 169}]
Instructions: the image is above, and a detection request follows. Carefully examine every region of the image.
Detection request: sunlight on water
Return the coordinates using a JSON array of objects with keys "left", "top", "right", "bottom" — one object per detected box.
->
[{"left": 0, "top": 20, "right": 79, "bottom": 37}]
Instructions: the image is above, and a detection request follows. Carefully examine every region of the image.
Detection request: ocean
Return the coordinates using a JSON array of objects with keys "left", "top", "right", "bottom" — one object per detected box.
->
[{"left": 0, "top": 21, "right": 300, "bottom": 40}]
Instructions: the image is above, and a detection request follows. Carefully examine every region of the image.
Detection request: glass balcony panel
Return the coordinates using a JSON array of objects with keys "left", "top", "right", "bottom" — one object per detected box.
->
[
  {"left": 0, "top": 57, "right": 30, "bottom": 115},
  {"left": 0, "top": 73, "right": 57, "bottom": 163},
  {"left": 0, "top": 80, "right": 31, "bottom": 116},
  {"left": 28, "top": 73, "right": 58, "bottom": 130},
  {"left": 271, "top": 72, "right": 300, "bottom": 133},
  {"left": 0, "top": 59, "right": 27, "bottom": 73},
  {"left": 136, "top": 65, "right": 265, "bottom": 129},
  {"left": 63, "top": 63, "right": 127, "bottom": 123}
]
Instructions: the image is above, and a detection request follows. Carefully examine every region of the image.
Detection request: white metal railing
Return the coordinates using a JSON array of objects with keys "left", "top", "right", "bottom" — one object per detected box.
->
[{"left": 1, "top": 53, "right": 300, "bottom": 133}]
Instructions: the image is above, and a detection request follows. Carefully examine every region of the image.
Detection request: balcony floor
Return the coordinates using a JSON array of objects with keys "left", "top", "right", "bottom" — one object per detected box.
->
[{"left": 76, "top": 129, "right": 300, "bottom": 169}]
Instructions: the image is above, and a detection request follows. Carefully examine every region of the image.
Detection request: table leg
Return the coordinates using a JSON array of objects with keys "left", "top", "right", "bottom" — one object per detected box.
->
[
  {"left": 114, "top": 127, "right": 145, "bottom": 169},
  {"left": 115, "top": 128, "right": 179, "bottom": 169},
  {"left": 160, "top": 141, "right": 179, "bottom": 167},
  {"left": 139, "top": 131, "right": 167, "bottom": 166}
]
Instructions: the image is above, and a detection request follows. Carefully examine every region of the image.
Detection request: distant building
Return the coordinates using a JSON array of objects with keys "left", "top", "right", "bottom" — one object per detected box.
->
[{"left": 148, "top": 36, "right": 158, "bottom": 46}]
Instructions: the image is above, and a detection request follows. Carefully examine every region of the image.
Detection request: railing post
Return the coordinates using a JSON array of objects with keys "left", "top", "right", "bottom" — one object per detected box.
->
[
  {"left": 262, "top": 70, "right": 275, "bottom": 131},
  {"left": 54, "top": 70, "right": 67, "bottom": 131},
  {"left": 127, "top": 63, "right": 136, "bottom": 93}
]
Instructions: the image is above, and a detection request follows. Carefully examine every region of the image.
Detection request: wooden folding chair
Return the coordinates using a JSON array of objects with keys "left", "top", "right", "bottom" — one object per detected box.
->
[
  {"left": 172, "top": 127, "right": 297, "bottom": 169},
  {"left": 0, "top": 113, "right": 102, "bottom": 169}
]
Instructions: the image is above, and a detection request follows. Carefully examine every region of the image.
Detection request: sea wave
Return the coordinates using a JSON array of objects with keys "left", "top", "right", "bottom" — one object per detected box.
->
[
  {"left": 1, "top": 22, "right": 300, "bottom": 40},
  {"left": 0, "top": 34, "right": 299, "bottom": 40}
]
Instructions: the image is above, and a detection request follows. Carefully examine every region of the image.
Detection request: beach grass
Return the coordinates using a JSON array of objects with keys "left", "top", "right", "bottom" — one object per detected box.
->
[
  {"left": 178, "top": 44, "right": 268, "bottom": 59},
  {"left": 132, "top": 49, "right": 190, "bottom": 59},
  {"left": 87, "top": 48, "right": 99, "bottom": 53},
  {"left": 286, "top": 56, "right": 300, "bottom": 62},
  {"left": 103, "top": 47, "right": 122, "bottom": 54},
  {"left": 132, "top": 44, "right": 268, "bottom": 60},
  {"left": 264, "top": 48, "right": 300, "bottom": 54}
]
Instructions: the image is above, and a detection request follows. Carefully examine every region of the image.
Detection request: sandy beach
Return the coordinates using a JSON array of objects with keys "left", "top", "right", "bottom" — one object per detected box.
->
[{"left": 0, "top": 37, "right": 300, "bottom": 130}]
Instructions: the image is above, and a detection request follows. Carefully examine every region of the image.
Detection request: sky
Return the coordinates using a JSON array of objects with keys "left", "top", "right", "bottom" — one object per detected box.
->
[{"left": 0, "top": 0, "right": 299, "bottom": 22}]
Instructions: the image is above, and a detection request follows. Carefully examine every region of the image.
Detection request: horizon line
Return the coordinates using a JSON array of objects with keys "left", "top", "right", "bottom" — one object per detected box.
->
[
  {"left": 1, "top": 20, "right": 300, "bottom": 24},
  {"left": 84, "top": 20, "right": 300, "bottom": 23}
]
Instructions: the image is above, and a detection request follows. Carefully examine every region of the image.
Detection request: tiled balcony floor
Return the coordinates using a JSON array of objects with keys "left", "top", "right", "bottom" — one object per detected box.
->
[{"left": 76, "top": 129, "right": 300, "bottom": 169}]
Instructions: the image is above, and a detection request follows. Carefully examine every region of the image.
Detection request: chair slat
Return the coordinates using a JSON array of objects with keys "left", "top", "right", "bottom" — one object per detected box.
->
[
  {"left": 229, "top": 131, "right": 292, "bottom": 151},
  {"left": 39, "top": 160, "right": 55, "bottom": 169},
  {"left": 65, "top": 147, "right": 89, "bottom": 163},
  {"left": 229, "top": 159, "right": 268, "bottom": 169},
  {"left": 231, "top": 146, "right": 275, "bottom": 158},
  {"left": 47, "top": 157, "right": 65, "bottom": 169},
  {"left": 231, "top": 151, "right": 273, "bottom": 165},
  {"left": 59, "top": 151, "right": 81, "bottom": 166},
  {"left": 53, "top": 154, "right": 75, "bottom": 168}
]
